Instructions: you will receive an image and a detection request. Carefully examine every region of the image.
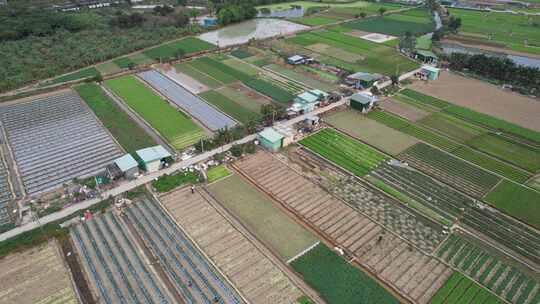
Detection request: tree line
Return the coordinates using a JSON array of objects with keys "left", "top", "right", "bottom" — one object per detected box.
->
[{"left": 446, "top": 53, "right": 540, "bottom": 94}]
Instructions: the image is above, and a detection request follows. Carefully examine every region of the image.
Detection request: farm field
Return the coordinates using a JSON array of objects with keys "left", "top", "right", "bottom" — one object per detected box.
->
[
  {"left": 199, "top": 90, "right": 260, "bottom": 125},
  {"left": 75, "top": 83, "right": 156, "bottom": 153},
  {"left": 264, "top": 63, "right": 337, "bottom": 92},
  {"left": 370, "top": 161, "right": 540, "bottom": 266},
  {"left": 429, "top": 272, "right": 503, "bottom": 304},
  {"left": 0, "top": 90, "right": 123, "bottom": 194},
  {"left": 208, "top": 174, "right": 318, "bottom": 261},
  {"left": 234, "top": 151, "right": 453, "bottom": 304},
  {"left": 299, "top": 128, "right": 387, "bottom": 176},
  {"left": 344, "top": 8, "right": 435, "bottom": 36},
  {"left": 160, "top": 67, "right": 210, "bottom": 94},
  {"left": 447, "top": 8, "right": 540, "bottom": 55},
  {"left": 46, "top": 67, "right": 99, "bottom": 86},
  {"left": 139, "top": 70, "right": 238, "bottom": 131},
  {"left": 529, "top": 175, "right": 540, "bottom": 191},
  {"left": 71, "top": 211, "right": 175, "bottom": 303},
  {"left": 216, "top": 83, "right": 272, "bottom": 113},
  {"left": 159, "top": 187, "right": 305, "bottom": 303},
  {"left": 293, "top": 148, "right": 446, "bottom": 251},
  {"left": 326, "top": 110, "right": 419, "bottom": 155},
  {"left": 285, "top": 29, "right": 418, "bottom": 75},
  {"left": 96, "top": 61, "right": 122, "bottom": 75},
  {"left": 0, "top": 241, "right": 77, "bottom": 304},
  {"left": 105, "top": 75, "right": 206, "bottom": 150},
  {"left": 418, "top": 113, "right": 485, "bottom": 143},
  {"left": 143, "top": 37, "right": 215, "bottom": 61},
  {"left": 0, "top": 156, "right": 14, "bottom": 226},
  {"left": 467, "top": 134, "right": 540, "bottom": 172},
  {"left": 436, "top": 235, "right": 540, "bottom": 304},
  {"left": 174, "top": 62, "right": 223, "bottom": 89},
  {"left": 124, "top": 197, "right": 244, "bottom": 303},
  {"left": 378, "top": 98, "right": 431, "bottom": 122},
  {"left": 291, "top": 243, "right": 399, "bottom": 304},
  {"left": 399, "top": 143, "right": 501, "bottom": 198},
  {"left": 484, "top": 180, "right": 540, "bottom": 228},
  {"left": 410, "top": 72, "right": 540, "bottom": 134},
  {"left": 206, "top": 165, "right": 231, "bottom": 183}
]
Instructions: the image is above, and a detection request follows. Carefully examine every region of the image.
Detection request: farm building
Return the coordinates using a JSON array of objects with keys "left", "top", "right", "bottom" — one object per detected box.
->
[
  {"left": 108, "top": 154, "right": 139, "bottom": 179},
  {"left": 274, "top": 124, "right": 295, "bottom": 147},
  {"left": 136, "top": 145, "right": 172, "bottom": 173},
  {"left": 287, "top": 55, "right": 306, "bottom": 65},
  {"left": 288, "top": 90, "right": 328, "bottom": 115},
  {"left": 345, "top": 72, "right": 383, "bottom": 89},
  {"left": 416, "top": 65, "right": 441, "bottom": 81},
  {"left": 415, "top": 50, "right": 438, "bottom": 65},
  {"left": 350, "top": 93, "right": 377, "bottom": 113},
  {"left": 258, "top": 127, "right": 284, "bottom": 152}
]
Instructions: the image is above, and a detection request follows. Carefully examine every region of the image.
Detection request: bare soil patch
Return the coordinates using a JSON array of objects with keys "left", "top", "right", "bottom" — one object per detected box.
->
[
  {"left": 159, "top": 66, "right": 209, "bottom": 94},
  {"left": 410, "top": 71, "right": 540, "bottom": 132},
  {"left": 379, "top": 98, "right": 430, "bottom": 122}
]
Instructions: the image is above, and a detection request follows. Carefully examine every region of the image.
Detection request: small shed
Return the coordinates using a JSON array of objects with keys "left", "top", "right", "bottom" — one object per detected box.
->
[
  {"left": 257, "top": 128, "right": 284, "bottom": 152},
  {"left": 415, "top": 50, "right": 438, "bottom": 65},
  {"left": 421, "top": 65, "right": 440, "bottom": 80},
  {"left": 136, "top": 145, "right": 172, "bottom": 173},
  {"left": 345, "top": 72, "right": 383, "bottom": 89},
  {"left": 274, "top": 125, "right": 295, "bottom": 147},
  {"left": 287, "top": 55, "right": 305, "bottom": 65},
  {"left": 113, "top": 154, "right": 139, "bottom": 179},
  {"left": 350, "top": 93, "right": 377, "bottom": 113}
]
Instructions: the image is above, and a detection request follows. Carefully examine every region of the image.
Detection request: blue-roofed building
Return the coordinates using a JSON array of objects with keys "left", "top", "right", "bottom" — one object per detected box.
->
[
  {"left": 258, "top": 128, "right": 284, "bottom": 152},
  {"left": 288, "top": 90, "right": 328, "bottom": 115},
  {"left": 136, "top": 145, "right": 172, "bottom": 172},
  {"left": 113, "top": 154, "right": 139, "bottom": 179}
]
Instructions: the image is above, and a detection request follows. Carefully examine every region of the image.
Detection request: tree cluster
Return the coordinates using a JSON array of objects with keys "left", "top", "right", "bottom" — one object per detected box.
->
[
  {"left": 211, "top": 0, "right": 257, "bottom": 25},
  {"left": 0, "top": 5, "right": 95, "bottom": 41},
  {"left": 447, "top": 53, "right": 540, "bottom": 94},
  {"left": 110, "top": 12, "right": 145, "bottom": 28}
]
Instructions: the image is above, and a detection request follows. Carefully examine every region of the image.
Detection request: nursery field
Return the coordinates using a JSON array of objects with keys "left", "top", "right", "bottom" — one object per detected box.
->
[
  {"left": 264, "top": 63, "right": 337, "bottom": 92},
  {"left": 299, "top": 128, "right": 387, "bottom": 176},
  {"left": 447, "top": 8, "right": 540, "bottom": 55},
  {"left": 326, "top": 110, "right": 419, "bottom": 155},
  {"left": 286, "top": 29, "right": 418, "bottom": 75},
  {"left": 199, "top": 90, "right": 260, "bottom": 124},
  {"left": 206, "top": 165, "right": 231, "bottom": 183},
  {"left": 105, "top": 75, "right": 205, "bottom": 149},
  {"left": 208, "top": 174, "right": 318, "bottom": 261},
  {"left": 436, "top": 235, "right": 540, "bottom": 304},
  {"left": 174, "top": 62, "right": 223, "bottom": 88},
  {"left": 291, "top": 244, "right": 399, "bottom": 304},
  {"left": 75, "top": 83, "right": 156, "bottom": 153},
  {"left": 143, "top": 37, "right": 215, "bottom": 60},
  {"left": 188, "top": 57, "right": 295, "bottom": 103},
  {"left": 399, "top": 143, "right": 500, "bottom": 197},
  {"left": 344, "top": 9, "right": 435, "bottom": 36},
  {"left": 216, "top": 83, "right": 271, "bottom": 113},
  {"left": 467, "top": 134, "right": 540, "bottom": 173},
  {"left": 418, "top": 113, "right": 485, "bottom": 143},
  {"left": 429, "top": 272, "right": 503, "bottom": 304},
  {"left": 484, "top": 180, "right": 540, "bottom": 228},
  {"left": 370, "top": 161, "right": 540, "bottom": 265}
]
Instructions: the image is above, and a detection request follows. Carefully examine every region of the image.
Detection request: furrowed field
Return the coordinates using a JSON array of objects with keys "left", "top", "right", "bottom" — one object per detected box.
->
[
  {"left": 105, "top": 75, "right": 205, "bottom": 149},
  {"left": 75, "top": 83, "right": 156, "bottom": 153},
  {"left": 285, "top": 29, "right": 418, "bottom": 75},
  {"left": 291, "top": 244, "right": 399, "bottom": 304},
  {"left": 430, "top": 272, "right": 502, "bottom": 304},
  {"left": 299, "top": 128, "right": 387, "bottom": 176},
  {"left": 447, "top": 8, "right": 540, "bottom": 55}
]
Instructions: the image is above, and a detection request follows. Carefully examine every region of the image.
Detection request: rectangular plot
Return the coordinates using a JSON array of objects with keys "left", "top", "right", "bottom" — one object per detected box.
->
[
  {"left": 139, "top": 70, "right": 237, "bottom": 131},
  {"left": 198, "top": 90, "right": 260, "bottom": 125}
]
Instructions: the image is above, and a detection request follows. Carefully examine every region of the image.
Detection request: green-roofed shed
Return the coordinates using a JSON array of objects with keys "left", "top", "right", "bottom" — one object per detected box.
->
[
  {"left": 113, "top": 154, "right": 139, "bottom": 179},
  {"left": 136, "top": 145, "right": 172, "bottom": 172},
  {"left": 257, "top": 127, "right": 284, "bottom": 152}
]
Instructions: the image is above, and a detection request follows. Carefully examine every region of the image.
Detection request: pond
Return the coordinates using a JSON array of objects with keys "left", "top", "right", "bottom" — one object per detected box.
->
[
  {"left": 257, "top": 7, "right": 305, "bottom": 18},
  {"left": 198, "top": 18, "right": 310, "bottom": 47},
  {"left": 440, "top": 43, "right": 540, "bottom": 69}
]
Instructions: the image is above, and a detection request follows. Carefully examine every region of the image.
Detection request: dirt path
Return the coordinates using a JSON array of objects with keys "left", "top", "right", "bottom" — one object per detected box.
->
[{"left": 410, "top": 71, "right": 540, "bottom": 132}]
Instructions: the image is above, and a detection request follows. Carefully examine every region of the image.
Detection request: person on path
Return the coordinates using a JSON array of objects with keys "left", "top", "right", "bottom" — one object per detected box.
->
[{"left": 191, "top": 185, "right": 195, "bottom": 194}]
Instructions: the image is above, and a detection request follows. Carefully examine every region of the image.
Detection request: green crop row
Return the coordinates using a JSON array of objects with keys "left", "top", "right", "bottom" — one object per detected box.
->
[
  {"left": 291, "top": 243, "right": 399, "bottom": 304},
  {"left": 143, "top": 37, "right": 215, "bottom": 60},
  {"left": 430, "top": 272, "right": 501, "bottom": 304},
  {"left": 198, "top": 90, "right": 260, "bottom": 124},
  {"left": 300, "top": 128, "right": 387, "bottom": 176},
  {"left": 399, "top": 89, "right": 451, "bottom": 109}
]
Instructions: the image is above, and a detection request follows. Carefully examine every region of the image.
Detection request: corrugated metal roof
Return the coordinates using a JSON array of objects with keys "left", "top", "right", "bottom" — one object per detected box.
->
[
  {"left": 422, "top": 65, "right": 440, "bottom": 73},
  {"left": 259, "top": 127, "right": 284, "bottom": 143},
  {"left": 347, "top": 72, "right": 381, "bottom": 82},
  {"left": 351, "top": 93, "right": 376, "bottom": 105},
  {"left": 288, "top": 55, "right": 304, "bottom": 62},
  {"left": 296, "top": 92, "right": 319, "bottom": 103},
  {"left": 417, "top": 50, "right": 438, "bottom": 59},
  {"left": 136, "top": 145, "right": 172, "bottom": 163},
  {"left": 114, "top": 154, "right": 138, "bottom": 172}
]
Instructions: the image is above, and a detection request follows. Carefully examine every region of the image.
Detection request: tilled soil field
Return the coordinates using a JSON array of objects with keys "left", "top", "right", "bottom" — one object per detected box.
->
[
  {"left": 159, "top": 187, "right": 304, "bottom": 304},
  {"left": 0, "top": 240, "right": 78, "bottom": 304},
  {"left": 233, "top": 151, "right": 453, "bottom": 304},
  {"left": 379, "top": 98, "right": 431, "bottom": 122},
  {"left": 436, "top": 234, "right": 540, "bottom": 304}
]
